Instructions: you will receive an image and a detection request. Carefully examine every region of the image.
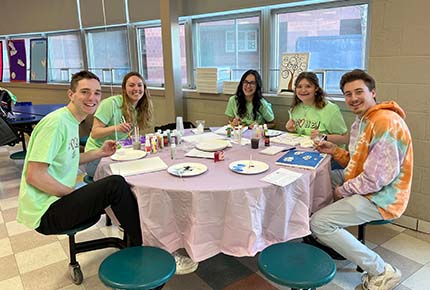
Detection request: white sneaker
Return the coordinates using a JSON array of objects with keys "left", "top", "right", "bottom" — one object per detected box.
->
[
  {"left": 174, "top": 253, "right": 198, "bottom": 275},
  {"left": 355, "top": 264, "right": 401, "bottom": 290}
]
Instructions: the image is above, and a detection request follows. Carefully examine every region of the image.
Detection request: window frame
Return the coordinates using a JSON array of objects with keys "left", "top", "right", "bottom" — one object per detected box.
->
[
  {"left": 46, "top": 30, "right": 84, "bottom": 83},
  {"left": 85, "top": 25, "right": 131, "bottom": 85},
  {"left": 269, "top": 0, "right": 370, "bottom": 96},
  {"left": 191, "top": 11, "right": 262, "bottom": 85}
]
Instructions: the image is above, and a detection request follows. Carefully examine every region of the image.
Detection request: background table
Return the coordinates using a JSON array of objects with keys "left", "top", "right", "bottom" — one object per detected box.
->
[
  {"left": 7, "top": 104, "right": 65, "bottom": 158},
  {"left": 95, "top": 135, "right": 333, "bottom": 262}
]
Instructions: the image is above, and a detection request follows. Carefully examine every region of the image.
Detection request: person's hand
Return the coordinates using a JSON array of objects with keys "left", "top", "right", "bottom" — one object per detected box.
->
[
  {"left": 334, "top": 186, "right": 344, "bottom": 201},
  {"left": 285, "top": 119, "right": 296, "bottom": 132},
  {"left": 100, "top": 140, "right": 117, "bottom": 157},
  {"left": 231, "top": 117, "right": 241, "bottom": 127},
  {"left": 116, "top": 122, "right": 132, "bottom": 133},
  {"left": 248, "top": 122, "right": 257, "bottom": 129},
  {"left": 314, "top": 140, "right": 337, "bottom": 155},
  {"left": 310, "top": 129, "right": 320, "bottom": 141}
]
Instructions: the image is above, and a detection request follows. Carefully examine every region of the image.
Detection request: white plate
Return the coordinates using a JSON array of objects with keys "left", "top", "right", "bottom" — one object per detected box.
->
[
  {"left": 266, "top": 129, "right": 284, "bottom": 137},
  {"left": 229, "top": 160, "right": 269, "bottom": 175},
  {"left": 195, "top": 139, "right": 229, "bottom": 152},
  {"left": 167, "top": 162, "right": 208, "bottom": 177},
  {"left": 110, "top": 149, "right": 147, "bottom": 161}
]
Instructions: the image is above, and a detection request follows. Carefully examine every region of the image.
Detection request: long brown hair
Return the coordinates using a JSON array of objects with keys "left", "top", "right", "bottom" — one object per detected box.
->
[
  {"left": 121, "top": 72, "right": 153, "bottom": 130},
  {"left": 290, "top": 72, "right": 326, "bottom": 111}
]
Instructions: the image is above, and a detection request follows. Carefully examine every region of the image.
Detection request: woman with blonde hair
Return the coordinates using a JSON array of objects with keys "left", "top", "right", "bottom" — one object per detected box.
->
[{"left": 85, "top": 72, "right": 153, "bottom": 178}]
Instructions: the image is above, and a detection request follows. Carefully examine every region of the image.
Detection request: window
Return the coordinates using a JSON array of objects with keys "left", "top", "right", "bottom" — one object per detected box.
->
[
  {"left": 225, "top": 30, "right": 257, "bottom": 52},
  {"left": 273, "top": 3, "right": 368, "bottom": 94},
  {"left": 48, "top": 32, "right": 84, "bottom": 83},
  {"left": 194, "top": 15, "right": 260, "bottom": 80},
  {"left": 1, "top": 40, "right": 9, "bottom": 82},
  {"left": 137, "top": 24, "right": 187, "bottom": 87},
  {"left": 86, "top": 28, "right": 131, "bottom": 84}
]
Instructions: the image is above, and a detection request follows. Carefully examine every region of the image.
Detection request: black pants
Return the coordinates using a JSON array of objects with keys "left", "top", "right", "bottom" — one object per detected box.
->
[{"left": 36, "top": 175, "right": 142, "bottom": 246}]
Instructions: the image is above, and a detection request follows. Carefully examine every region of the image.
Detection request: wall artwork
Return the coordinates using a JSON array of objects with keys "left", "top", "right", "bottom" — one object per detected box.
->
[
  {"left": 30, "top": 38, "right": 48, "bottom": 83},
  {"left": 278, "top": 52, "right": 310, "bottom": 94},
  {"left": 7, "top": 39, "right": 27, "bottom": 82},
  {"left": 0, "top": 41, "right": 3, "bottom": 82}
]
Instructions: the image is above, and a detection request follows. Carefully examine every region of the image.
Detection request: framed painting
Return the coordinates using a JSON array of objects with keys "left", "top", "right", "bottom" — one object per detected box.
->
[
  {"left": 7, "top": 39, "right": 27, "bottom": 82},
  {"left": 278, "top": 52, "right": 310, "bottom": 94},
  {"left": 30, "top": 38, "right": 48, "bottom": 83}
]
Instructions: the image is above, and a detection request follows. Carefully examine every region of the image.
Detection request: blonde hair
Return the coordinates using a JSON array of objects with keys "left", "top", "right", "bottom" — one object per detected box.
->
[{"left": 121, "top": 72, "right": 153, "bottom": 130}]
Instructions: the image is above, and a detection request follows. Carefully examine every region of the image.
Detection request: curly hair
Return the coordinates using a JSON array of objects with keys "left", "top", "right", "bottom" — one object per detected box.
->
[
  {"left": 290, "top": 72, "right": 326, "bottom": 111},
  {"left": 120, "top": 72, "right": 153, "bottom": 130},
  {"left": 235, "top": 69, "right": 265, "bottom": 120}
]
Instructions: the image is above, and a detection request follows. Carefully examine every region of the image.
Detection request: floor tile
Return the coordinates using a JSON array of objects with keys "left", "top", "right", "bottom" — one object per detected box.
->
[
  {"left": 74, "top": 247, "right": 117, "bottom": 278},
  {"left": 404, "top": 228, "right": 430, "bottom": 244},
  {"left": 223, "top": 273, "right": 276, "bottom": 290},
  {"left": 0, "top": 237, "right": 13, "bottom": 258},
  {"left": 0, "top": 212, "right": 3, "bottom": 224},
  {"left": 2, "top": 207, "right": 17, "bottom": 223},
  {"left": 329, "top": 261, "right": 362, "bottom": 289},
  {"left": 0, "top": 196, "right": 18, "bottom": 211},
  {"left": 195, "top": 253, "right": 253, "bottom": 290},
  {"left": 15, "top": 241, "right": 68, "bottom": 274},
  {"left": 381, "top": 233, "right": 430, "bottom": 264},
  {"left": 81, "top": 274, "right": 110, "bottom": 290},
  {"left": 373, "top": 246, "right": 423, "bottom": 282},
  {"left": 402, "top": 264, "right": 430, "bottom": 290},
  {"left": 0, "top": 276, "right": 24, "bottom": 290},
  {"left": 0, "top": 223, "right": 7, "bottom": 239},
  {"left": 0, "top": 254, "right": 19, "bottom": 281},
  {"left": 9, "top": 230, "right": 58, "bottom": 254},
  {"left": 5, "top": 220, "right": 32, "bottom": 236},
  {"left": 57, "top": 283, "right": 85, "bottom": 290},
  {"left": 20, "top": 260, "right": 72, "bottom": 290},
  {"left": 164, "top": 273, "right": 212, "bottom": 290},
  {"left": 235, "top": 254, "right": 259, "bottom": 273}
]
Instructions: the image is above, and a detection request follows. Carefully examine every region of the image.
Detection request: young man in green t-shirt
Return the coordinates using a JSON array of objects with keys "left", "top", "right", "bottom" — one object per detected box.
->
[{"left": 17, "top": 71, "right": 142, "bottom": 246}]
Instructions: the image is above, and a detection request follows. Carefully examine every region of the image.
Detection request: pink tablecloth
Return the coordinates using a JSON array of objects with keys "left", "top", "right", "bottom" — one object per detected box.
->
[{"left": 95, "top": 137, "right": 333, "bottom": 262}]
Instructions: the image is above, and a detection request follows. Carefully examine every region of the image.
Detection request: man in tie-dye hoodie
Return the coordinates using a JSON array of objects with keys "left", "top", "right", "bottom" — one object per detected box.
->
[{"left": 310, "top": 70, "right": 413, "bottom": 290}]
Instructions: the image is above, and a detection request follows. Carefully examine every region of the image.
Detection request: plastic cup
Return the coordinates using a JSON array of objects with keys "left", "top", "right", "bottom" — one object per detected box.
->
[
  {"left": 251, "top": 137, "right": 259, "bottom": 149},
  {"left": 195, "top": 120, "right": 205, "bottom": 134}
]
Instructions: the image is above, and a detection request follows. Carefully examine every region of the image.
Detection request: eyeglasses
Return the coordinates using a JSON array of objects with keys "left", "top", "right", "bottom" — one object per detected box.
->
[{"left": 243, "top": 81, "right": 256, "bottom": 87}]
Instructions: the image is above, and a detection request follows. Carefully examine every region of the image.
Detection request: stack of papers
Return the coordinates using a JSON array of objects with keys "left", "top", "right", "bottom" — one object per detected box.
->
[
  {"left": 271, "top": 133, "right": 314, "bottom": 147},
  {"left": 185, "top": 148, "right": 215, "bottom": 159},
  {"left": 196, "top": 67, "right": 230, "bottom": 93},
  {"left": 261, "top": 168, "right": 303, "bottom": 187},
  {"left": 223, "top": 80, "right": 240, "bottom": 94},
  {"left": 110, "top": 157, "right": 168, "bottom": 177},
  {"left": 259, "top": 145, "right": 294, "bottom": 156}
]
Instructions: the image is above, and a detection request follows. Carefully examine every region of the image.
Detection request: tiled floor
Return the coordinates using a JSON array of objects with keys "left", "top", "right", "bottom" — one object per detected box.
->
[{"left": 1, "top": 144, "right": 430, "bottom": 290}]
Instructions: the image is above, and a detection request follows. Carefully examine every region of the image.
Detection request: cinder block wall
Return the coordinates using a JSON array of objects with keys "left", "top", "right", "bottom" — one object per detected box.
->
[{"left": 369, "top": 0, "right": 430, "bottom": 231}]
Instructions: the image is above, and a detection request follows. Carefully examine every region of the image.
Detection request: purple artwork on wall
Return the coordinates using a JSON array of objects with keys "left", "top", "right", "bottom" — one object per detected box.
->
[{"left": 7, "top": 39, "right": 27, "bottom": 82}]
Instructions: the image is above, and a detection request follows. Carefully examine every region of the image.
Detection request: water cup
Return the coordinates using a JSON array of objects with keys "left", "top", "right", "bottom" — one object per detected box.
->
[
  {"left": 176, "top": 116, "right": 185, "bottom": 135},
  {"left": 195, "top": 120, "right": 205, "bottom": 134}
]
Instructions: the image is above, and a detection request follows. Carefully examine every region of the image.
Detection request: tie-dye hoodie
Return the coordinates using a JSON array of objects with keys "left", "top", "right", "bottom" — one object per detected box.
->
[{"left": 332, "top": 101, "right": 413, "bottom": 220}]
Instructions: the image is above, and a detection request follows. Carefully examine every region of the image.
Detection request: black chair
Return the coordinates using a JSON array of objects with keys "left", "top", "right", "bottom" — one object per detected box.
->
[
  {"left": 154, "top": 121, "right": 195, "bottom": 132},
  {"left": 0, "top": 116, "right": 20, "bottom": 147},
  {"left": 58, "top": 215, "right": 127, "bottom": 285}
]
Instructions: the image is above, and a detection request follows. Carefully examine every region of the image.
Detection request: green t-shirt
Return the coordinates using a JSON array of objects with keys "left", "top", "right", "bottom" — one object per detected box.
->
[
  {"left": 291, "top": 101, "right": 347, "bottom": 136},
  {"left": 225, "top": 95, "right": 275, "bottom": 126},
  {"left": 85, "top": 95, "right": 137, "bottom": 151},
  {"left": 17, "top": 107, "right": 81, "bottom": 229}
]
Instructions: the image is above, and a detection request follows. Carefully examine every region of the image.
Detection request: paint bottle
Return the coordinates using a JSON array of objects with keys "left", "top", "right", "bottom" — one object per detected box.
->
[{"left": 264, "top": 124, "right": 270, "bottom": 146}]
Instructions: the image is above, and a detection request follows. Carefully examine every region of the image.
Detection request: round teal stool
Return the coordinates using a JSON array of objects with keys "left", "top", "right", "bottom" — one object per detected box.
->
[
  {"left": 258, "top": 242, "right": 336, "bottom": 290},
  {"left": 99, "top": 246, "right": 176, "bottom": 290}
]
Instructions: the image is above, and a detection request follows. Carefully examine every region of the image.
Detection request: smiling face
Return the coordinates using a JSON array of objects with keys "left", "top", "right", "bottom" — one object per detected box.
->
[
  {"left": 242, "top": 74, "right": 257, "bottom": 101},
  {"left": 124, "top": 75, "right": 145, "bottom": 106},
  {"left": 67, "top": 78, "right": 102, "bottom": 122},
  {"left": 343, "top": 79, "right": 376, "bottom": 117},
  {"left": 295, "top": 78, "right": 317, "bottom": 105}
]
